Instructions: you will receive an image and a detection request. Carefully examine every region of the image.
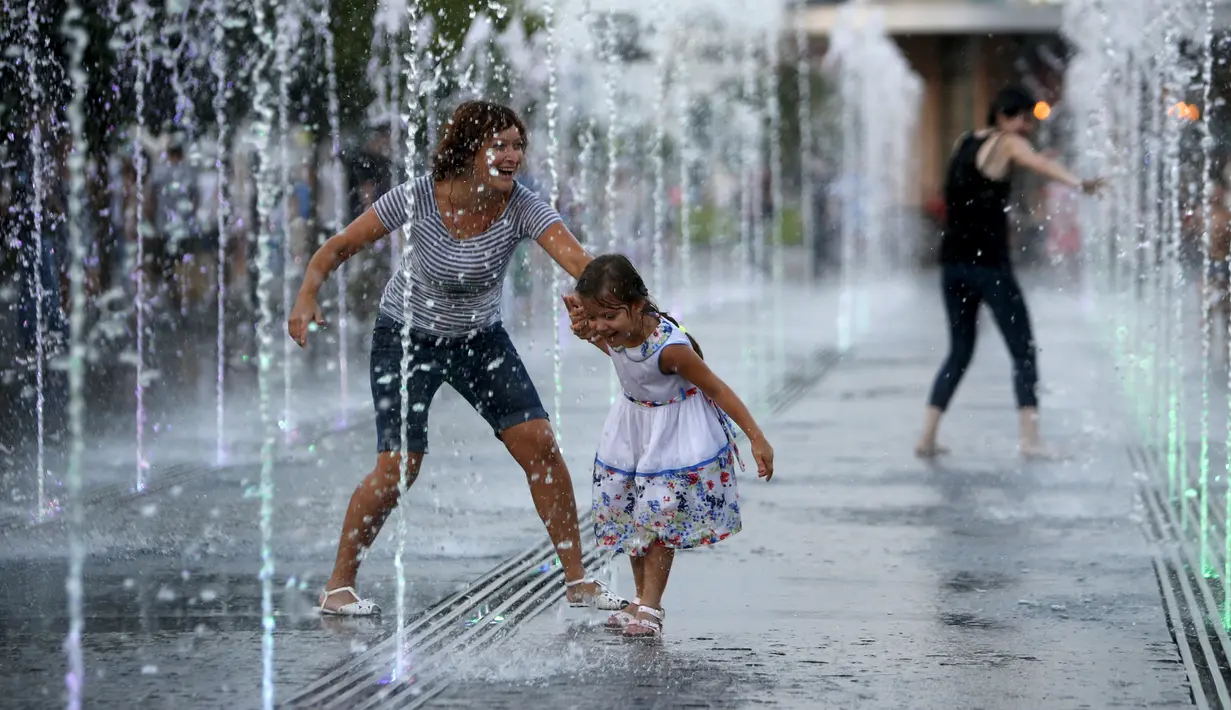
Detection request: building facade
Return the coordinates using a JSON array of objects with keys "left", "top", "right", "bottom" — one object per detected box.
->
[{"left": 803, "top": 0, "right": 1066, "bottom": 208}]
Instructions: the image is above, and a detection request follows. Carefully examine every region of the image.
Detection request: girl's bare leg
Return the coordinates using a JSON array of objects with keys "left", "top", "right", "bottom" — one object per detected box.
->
[
  {"left": 635, "top": 546, "right": 675, "bottom": 611},
  {"left": 629, "top": 554, "right": 646, "bottom": 599}
]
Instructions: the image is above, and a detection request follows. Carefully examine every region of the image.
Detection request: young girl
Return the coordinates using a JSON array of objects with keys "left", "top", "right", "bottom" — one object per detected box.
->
[{"left": 563, "top": 254, "right": 774, "bottom": 639}]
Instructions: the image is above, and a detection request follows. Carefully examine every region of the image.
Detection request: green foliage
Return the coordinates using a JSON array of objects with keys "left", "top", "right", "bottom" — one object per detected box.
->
[
  {"left": 687, "top": 204, "right": 738, "bottom": 245},
  {"left": 776, "top": 206, "right": 803, "bottom": 246}
]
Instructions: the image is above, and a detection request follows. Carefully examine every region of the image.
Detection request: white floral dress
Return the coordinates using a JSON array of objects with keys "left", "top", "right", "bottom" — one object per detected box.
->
[{"left": 592, "top": 319, "right": 743, "bottom": 556}]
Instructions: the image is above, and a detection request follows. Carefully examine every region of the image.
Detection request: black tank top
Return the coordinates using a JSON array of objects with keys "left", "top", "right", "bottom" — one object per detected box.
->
[{"left": 940, "top": 133, "right": 1013, "bottom": 268}]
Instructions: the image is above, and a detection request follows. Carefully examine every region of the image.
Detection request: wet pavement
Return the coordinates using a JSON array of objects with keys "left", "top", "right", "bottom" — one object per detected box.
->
[
  {"left": 425, "top": 275, "right": 1194, "bottom": 709},
  {"left": 0, "top": 271, "right": 1197, "bottom": 708}
]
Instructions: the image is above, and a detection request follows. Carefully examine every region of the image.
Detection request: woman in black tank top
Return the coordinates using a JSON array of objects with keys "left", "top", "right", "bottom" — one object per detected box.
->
[{"left": 916, "top": 86, "right": 1102, "bottom": 460}]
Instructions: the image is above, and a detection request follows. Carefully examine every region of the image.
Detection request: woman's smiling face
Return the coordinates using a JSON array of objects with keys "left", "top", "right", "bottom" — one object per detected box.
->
[{"left": 474, "top": 126, "right": 525, "bottom": 194}]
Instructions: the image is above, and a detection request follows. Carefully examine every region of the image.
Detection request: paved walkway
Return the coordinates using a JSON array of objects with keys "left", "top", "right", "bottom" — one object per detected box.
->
[
  {"left": 0, "top": 275, "right": 885, "bottom": 707},
  {"left": 433, "top": 273, "right": 1194, "bottom": 709},
  {"left": 0, "top": 271, "right": 1195, "bottom": 708}
]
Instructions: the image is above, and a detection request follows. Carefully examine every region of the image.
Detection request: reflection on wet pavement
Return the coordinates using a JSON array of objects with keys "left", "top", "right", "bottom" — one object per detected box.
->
[{"left": 0, "top": 281, "right": 1201, "bottom": 708}]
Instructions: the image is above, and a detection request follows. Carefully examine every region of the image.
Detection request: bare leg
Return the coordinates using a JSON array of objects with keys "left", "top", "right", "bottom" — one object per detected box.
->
[
  {"left": 501, "top": 419, "right": 603, "bottom": 602},
  {"left": 634, "top": 546, "right": 674, "bottom": 610},
  {"left": 320, "top": 451, "right": 422, "bottom": 610},
  {"left": 626, "top": 546, "right": 674, "bottom": 636},
  {"left": 629, "top": 554, "right": 646, "bottom": 600},
  {"left": 1018, "top": 406, "right": 1060, "bottom": 459},
  {"left": 625, "top": 553, "right": 647, "bottom": 614},
  {"left": 915, "top": 406, "right": 949, "bottom": 458}
]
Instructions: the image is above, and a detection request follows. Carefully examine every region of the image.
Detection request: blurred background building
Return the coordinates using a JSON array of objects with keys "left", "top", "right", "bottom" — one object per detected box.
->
[{"left": 803, "top": 0, "right": 1067, "bottom": 211}]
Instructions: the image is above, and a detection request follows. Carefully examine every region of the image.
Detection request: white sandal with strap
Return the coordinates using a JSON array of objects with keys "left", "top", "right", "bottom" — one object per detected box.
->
[
  {"left": 623, "top": 605, "right": 665, "bottom": 639},
  {"left": 565, "top": 578, "right": 628, "bottom": 611},
  {"left": 318, "top": 586, "right": 381, "bottom": 616},
  {"left": 605, "top": 597, "right": 641, "bottom": 630}
]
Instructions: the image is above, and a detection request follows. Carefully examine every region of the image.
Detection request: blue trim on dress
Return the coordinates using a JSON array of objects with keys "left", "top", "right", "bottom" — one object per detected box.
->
[
  {"left": 613, "top": 319, "right": 675, "bottom": 362},
  {"left": 594, "top": 442, "right": 733, "bottom": 478}
]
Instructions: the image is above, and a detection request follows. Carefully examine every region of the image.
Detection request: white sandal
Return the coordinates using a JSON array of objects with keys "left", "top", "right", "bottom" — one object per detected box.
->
[
  {"left": 622, "top": 605, "right": 665, "bottom": 639},
  {"left": 318, "top": 586, "right": 380, "bottom": 616},
  {"left": 605, "top": 597, "right": 641, "bottom": 630},
  {"left": 565, "top": 578, "right": 627, "bottom": 611}
]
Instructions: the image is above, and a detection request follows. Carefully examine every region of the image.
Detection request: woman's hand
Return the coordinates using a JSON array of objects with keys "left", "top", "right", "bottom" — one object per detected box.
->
[
  {"left": 288, "top": 295, "right": 325, "bottom": 348},
  {"left": 562, "top": 294, "right": 596, "bottom": 341},
  {"left": 750, "top": 435, "right": 774, "bottom": 481},
  {"left": 1080, "top": 177, "right": 1105, "bottom": 196}
]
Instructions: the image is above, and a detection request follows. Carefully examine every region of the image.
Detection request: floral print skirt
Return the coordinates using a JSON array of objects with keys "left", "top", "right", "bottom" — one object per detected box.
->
[{"left": 592, "top": 443, "right": 742, "bottom": 556}]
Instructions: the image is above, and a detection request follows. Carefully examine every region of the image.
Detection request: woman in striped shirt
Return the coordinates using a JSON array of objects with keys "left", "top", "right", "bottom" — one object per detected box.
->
[{"left": 288, "top": 101, "right": 623, "bottom": 615}]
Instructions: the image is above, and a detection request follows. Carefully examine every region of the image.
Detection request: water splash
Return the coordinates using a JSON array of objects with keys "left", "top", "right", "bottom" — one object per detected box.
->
[
  {"left": 277, "top": 5, "right": 298, "bottom": 440},
  {"left": 211, "top": 0, "right": 232, "bottom": 465},
  {"left": 824, "top": 5, "right": 921, "bottom": 350},
  {"left": 766, "top": 27, "right": 785, "bottom": 285},
  {"left": 248, "top": 0, "right": 281, "bottom": 702},
  {"left": 22, "top": 0, "right": 48, "bottom": 522},
  {"left": 599, "top": 10, "right": 619, "bottom": 404},
  {"left": 1199, "top": 0, "right": 1215, "bottom": 577},
  {"left": 395, "top": 0, "right": 425, "bottom": 684},
  {"left": 739, "top": 32, "right": 759, "bottom": 285},
  {"left": 795, "top": 0, "right": 814, "bottom": 283},
  {"left": 649, "top": 6, "right": 668, "bottom": 298},
  {"left": 314, "top": 0, "right": 349, "bottom": 424},
  {"left": 1161, "top": 25, "right": 1183, "bottom": 508},
  {"left": 60, "top": 1, "right": 92, "bottom": 705},
  {"left": 676, "top": 32, "right": 694, "bottom": 316},
  {"left": 133, "top": 0, "right": 151, "bottom": 491},
  {"left": 543, "top": 0, "right": 564, "bottom": 452}
]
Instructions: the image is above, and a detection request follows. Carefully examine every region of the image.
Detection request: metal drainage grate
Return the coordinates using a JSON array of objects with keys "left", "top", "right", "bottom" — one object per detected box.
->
[
  {"left": 284, "top": 511, "right": 605, "bottom": 709},
  {"left": 1132, "top": 444, "right": 1231, "bottom": 709},
  {"left": 763, "top": 347, "right": 844, "bottom": 415}
]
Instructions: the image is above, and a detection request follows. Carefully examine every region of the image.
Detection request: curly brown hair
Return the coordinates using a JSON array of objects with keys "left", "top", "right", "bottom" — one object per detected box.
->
[{"left": 431, "top": 100, "right": 528, "bottom": 181}]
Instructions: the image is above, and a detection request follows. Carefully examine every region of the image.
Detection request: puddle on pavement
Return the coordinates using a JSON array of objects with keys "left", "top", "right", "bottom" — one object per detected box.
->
[
  {"left": 938, "top": 611, "right": 1010, "bottom": 631},
  {"left": 943, "top": 570, "right": 1011, "bottom": 594}
]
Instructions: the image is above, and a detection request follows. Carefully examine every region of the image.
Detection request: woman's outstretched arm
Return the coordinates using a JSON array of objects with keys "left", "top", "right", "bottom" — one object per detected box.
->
[
  {"left": 299, "top": 208, "right": 389, "bottom": 298},
  {"left": 537, "top": 222, "right": 593, "bottom": 279},
  {"left": 1004, "top": 134, "right": 1102, "bottom": 194},
  {"left": 289, "top": 208, "right": 388, "bottom": 346}
]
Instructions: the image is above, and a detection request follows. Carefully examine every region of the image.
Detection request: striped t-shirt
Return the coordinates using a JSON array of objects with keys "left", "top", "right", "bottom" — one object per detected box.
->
[{"left": 372, "top": 176, "right": 562, "bottom": 336}]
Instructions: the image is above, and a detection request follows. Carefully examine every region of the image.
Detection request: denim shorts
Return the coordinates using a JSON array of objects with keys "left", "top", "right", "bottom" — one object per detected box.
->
[{"left": 370, "top": 314, "right": 549, "bottom": 454}]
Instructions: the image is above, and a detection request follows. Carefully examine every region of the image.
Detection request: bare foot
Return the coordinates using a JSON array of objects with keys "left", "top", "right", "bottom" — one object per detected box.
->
[
  {"left": 1019, "top": 441, "right": 1066, "bottom": 460},
  {"left": 915, "top": 441, "right": 950, "bottom": 459}
]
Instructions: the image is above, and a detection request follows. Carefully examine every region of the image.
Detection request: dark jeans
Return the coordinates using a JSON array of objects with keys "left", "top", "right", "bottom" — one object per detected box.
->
[
  {"left": 927, "top": 264, "right": 1038, "bottom": 411},
  {"left": 370, "top": 315, "right": 549, "bottom": 454}
]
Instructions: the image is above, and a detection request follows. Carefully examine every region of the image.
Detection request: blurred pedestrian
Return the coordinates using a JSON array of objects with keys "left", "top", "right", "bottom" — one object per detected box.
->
[{"left": 916, "top": 86, "right": 1102, "bottom": 459}]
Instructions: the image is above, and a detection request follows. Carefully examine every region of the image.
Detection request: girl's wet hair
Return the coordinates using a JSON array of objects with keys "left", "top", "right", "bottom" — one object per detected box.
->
[
  {"left": 432, "top": 100, "right": 527, "bottom": 181},
  {"left": 575, "top": 254, "right": 703, "bottom": 358}
]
